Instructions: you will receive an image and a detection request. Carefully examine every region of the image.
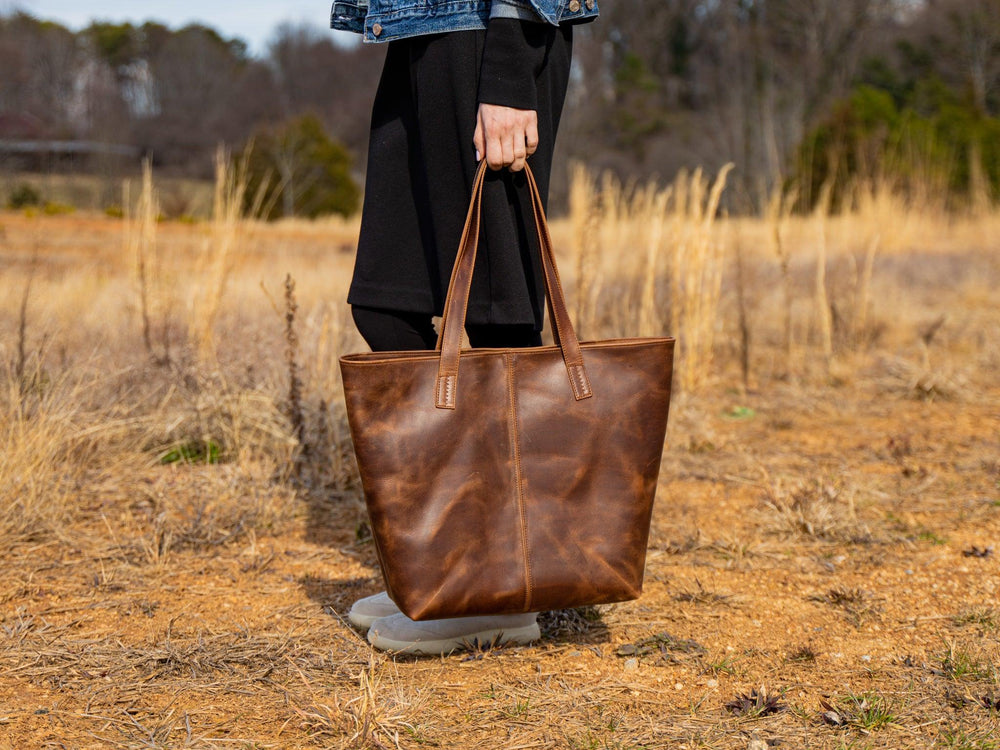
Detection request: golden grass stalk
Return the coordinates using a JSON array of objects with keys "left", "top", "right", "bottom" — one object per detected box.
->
[
  {"left": 13, "top": 251, "right": 36, "bottom": 390},
  {"left": 969, "top": 141, "right": 993, "bottom": 218},
  {"left": 765, "top": 182, "right": 797, "bottom": 368},
  {"left": 813, "top": 180, "right": 835, "bottom": 366},
  {"left": 188, "top": 147, "right": 259, "bottom": 364},
  {"left": 0, "top": 368, "right": 138, "bottom": 550},
  {"left": 842, "top": 177, "right": 910, "bottom": 351},
  {"left": 567, "top": 163, "right": 732, "bottom": 390},
  {"left": 126, "top": 158, "right": 168, "bottom": 363},
  {"left": 594, "top": 170, "right": 627, "bottom": 333},
  {"left": 569, "top": 162, "right": 599, "bottom": 339},
  {"left": 637, "top": 183, "right": 672, "bottom": 338},
  {"left": 669, "top": 164, "right": 734, "bottom": 392},
  {"left": 856, "top": 233, "right": 879, "bottom": 350}
]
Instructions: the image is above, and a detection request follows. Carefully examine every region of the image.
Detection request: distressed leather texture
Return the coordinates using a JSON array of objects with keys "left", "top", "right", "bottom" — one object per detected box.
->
[{"left": 340, "top": 162, "right": 674, "bottom": 621}]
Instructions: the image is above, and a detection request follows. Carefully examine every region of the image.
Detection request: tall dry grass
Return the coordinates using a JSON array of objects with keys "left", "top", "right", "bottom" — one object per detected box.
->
[
  {"left": 568, "top": 162, "right": 733, "bottom": 392},
  {"left": 127, "top": 158, "right": 171, "bottom": 363},
  {"left": 566, "top": 161, "right": 999, "bottom": 394},
  {"left": 0, "top": 366, "right": 85, "bottom": 547},
  {"left": 668, "top": 165, "right": 734, "bottom": 392},
  {"left": 1, "top": 157, "right": 998, "bottom": 553},
  {"left": 0, "top": 160, "right": 363, "bottom": 553},
  {"left": 188, "top": 149, "right": 262, "bottom": 364}
]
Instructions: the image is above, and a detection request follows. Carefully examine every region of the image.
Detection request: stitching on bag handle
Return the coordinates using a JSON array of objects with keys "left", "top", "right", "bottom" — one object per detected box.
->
[
  {"left": 569, "top": 364, "right": 593, "bottom": 401},
  {"left": 436, "top": 374, "right": 456, "bottom": 410}
]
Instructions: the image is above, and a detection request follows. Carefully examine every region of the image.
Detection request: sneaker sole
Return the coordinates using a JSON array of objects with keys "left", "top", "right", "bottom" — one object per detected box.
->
[{"left": 368, "top": 622, "right": 541, "bottom": 655}]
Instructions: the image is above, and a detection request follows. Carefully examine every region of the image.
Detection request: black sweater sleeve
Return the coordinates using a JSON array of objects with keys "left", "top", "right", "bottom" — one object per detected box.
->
[{"left": 477, "top": 18, "right": 552, "bottom": 111}]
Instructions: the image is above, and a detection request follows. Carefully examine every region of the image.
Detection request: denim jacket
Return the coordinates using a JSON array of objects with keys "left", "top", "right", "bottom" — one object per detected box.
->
[{"left": 330, "top": 0, "right": 598, "bottom": 43}]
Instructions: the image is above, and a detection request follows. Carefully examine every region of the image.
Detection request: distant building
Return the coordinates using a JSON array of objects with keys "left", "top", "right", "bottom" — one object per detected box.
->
[{"left": 0, "top": 134, "right": 139, "bottom": 172}]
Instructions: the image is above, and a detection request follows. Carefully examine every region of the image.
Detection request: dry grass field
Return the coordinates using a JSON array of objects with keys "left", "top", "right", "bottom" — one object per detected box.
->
[{"left": 1, "top": 165, "right": 999, "bottom": 749}]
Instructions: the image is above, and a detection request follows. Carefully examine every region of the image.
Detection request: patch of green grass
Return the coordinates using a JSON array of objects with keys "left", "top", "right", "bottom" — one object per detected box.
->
[
  {"left": 941, "top": 642, "right": 991, "bottom": 681},
  {"left": 847, "top": 693, "right": 897, "bottom": 731},
  {"left": 953, "top": 607, "right": 999, "bottom": 630},
  {"left": 884, "top": 512, "right": 949, "bottom": 544},
  {"left": 937, "top": 728, "right": 1000, "bottom": 750},
  {"left": 823, "top": 692, "right": 897, "bottom": 732},
  {"left": 916, "top": 528, "right": 948, "bottom": 545},
  {"left": 8, "top": 182, "right": 41, "bottom": 208},
  {"left": 704, "top": 654, "right": 739, "bottom": 676},
  {"left": 160, "top": 439, "right": 221, "bottom": 465},
  {"left": 43, "top": 201, "right": 75, "bottom": 216},
  {"left": 502, "top": 698, "right": 530, "bottom": 718},
  {"left": 615, "top": 631, "right": 706, "bottom": 664},
  {"left": 723, "top": 405, "right": 756, "bottom": 420},
  {"left": 402, "top": 725, "right": 435, "bottom": 745},
  {"left": 567, "top": 734, "right": 601, "bottom": 750}
]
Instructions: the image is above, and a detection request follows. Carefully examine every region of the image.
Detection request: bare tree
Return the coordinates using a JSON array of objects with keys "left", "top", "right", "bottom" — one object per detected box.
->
[
  {"left": 926, "top": 0, "right": 1000, "bottom": 113},
  {"left": 266, "top": 23, "right": 383, "bottom": 159}
]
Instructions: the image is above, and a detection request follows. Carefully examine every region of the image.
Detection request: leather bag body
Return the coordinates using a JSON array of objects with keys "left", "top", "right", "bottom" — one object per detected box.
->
[{"left": 340, "top": 162, "right": 674, "bottom": 621}]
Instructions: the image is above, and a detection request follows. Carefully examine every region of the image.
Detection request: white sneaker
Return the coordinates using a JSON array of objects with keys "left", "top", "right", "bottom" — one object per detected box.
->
[
  {"left": 367, "top": 612, "right": 540, "bottom": 655},
  {"left": 347, "top": 592, "right": 401, "bottom": 631}
]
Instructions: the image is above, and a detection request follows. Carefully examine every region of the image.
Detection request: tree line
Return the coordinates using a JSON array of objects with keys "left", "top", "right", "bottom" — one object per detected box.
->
[
  {"left": 569, "top": 0, "right": 1000, "bottom": 209},
  {"left": 1, "top": 1, "right": 997, "bottom": 217}
]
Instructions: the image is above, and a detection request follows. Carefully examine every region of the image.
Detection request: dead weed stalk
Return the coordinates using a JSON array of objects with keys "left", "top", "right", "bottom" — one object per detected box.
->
[
  {"left": 127, "top": 157, "right": 172, "bottom": 366},
  {"left": 762, "top": 478, "right": 875, "bottom": 543}
]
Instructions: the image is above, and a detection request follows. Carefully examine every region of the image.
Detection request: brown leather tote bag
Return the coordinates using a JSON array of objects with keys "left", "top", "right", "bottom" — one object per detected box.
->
[{"left": 340, "top": 161, "right": 674, "bottom": 621}]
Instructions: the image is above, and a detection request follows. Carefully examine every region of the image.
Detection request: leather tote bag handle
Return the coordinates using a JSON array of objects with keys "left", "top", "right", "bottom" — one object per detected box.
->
[{"left": 434, "top": 160, "right": 593, "bottom": 409}]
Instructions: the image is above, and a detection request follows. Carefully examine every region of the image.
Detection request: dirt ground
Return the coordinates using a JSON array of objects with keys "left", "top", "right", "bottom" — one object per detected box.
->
[{"left": 1, "top": 211, "right": 999, "bottom": 749}]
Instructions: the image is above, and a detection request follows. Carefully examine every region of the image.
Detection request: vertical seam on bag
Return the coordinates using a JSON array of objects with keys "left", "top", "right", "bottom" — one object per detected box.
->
[{"left": 506, "top": 352, "right": 533, "bottom": 612}]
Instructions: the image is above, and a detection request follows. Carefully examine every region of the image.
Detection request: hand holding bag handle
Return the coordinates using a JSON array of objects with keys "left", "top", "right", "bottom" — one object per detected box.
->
[{"left": 434, "top": 160, "right": 594, "bottom": 409}]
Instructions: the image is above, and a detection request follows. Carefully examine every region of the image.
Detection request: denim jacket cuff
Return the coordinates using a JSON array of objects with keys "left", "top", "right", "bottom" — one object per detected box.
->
[{"left": 490, "top": 0, "right": 543, "bottom": 22}]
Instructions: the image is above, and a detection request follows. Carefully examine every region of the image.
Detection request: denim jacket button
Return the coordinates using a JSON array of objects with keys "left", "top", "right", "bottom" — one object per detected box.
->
[
  {"left": 585, "top": 0, "right": 594, "bottom": 8},
  {"left": 372, "top": 22, "right": 383, "bottom": 36},
  {"left": 568, "top": 0, "right": 581, "bottom": 10}
]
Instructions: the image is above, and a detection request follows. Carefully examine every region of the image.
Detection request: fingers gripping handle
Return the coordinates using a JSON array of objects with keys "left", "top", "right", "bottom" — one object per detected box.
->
[{"left": 435, "top": 162, "right": 593, "bottom": 409}]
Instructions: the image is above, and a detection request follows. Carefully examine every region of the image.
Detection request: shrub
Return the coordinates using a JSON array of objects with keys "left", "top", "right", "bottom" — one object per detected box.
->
[
  {"left": 796, "top": 82, "right": 1000, "bottom": 209},
  {"left": 240, "top": 113, "right": 360, "bottom": 220},
  {"left": 43, "top": 202, "right": 75, "bottom": 216},
  {"left": 8, "top": 183, "right": 41, "bottom": 210}
]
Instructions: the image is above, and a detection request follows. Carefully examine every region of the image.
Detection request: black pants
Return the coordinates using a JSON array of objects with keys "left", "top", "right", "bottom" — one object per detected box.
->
[{"left": 348, "top": 25, "right": 573, "bottom": 336}]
